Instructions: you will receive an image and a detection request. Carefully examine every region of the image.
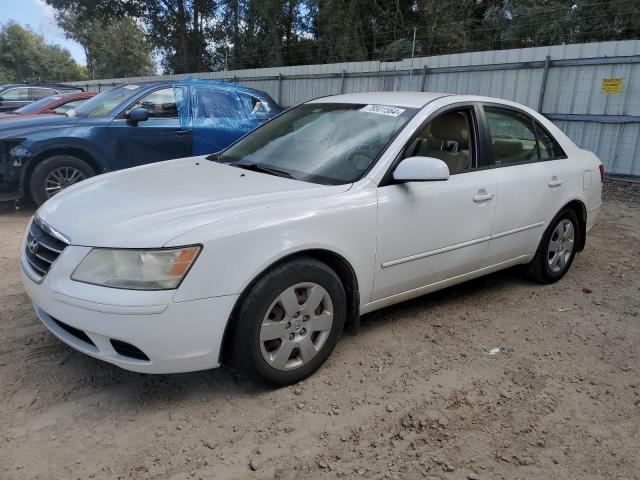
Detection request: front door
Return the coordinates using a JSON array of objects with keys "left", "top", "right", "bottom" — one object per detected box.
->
[
  {"left": 108, "top": 87, "right": 192, "bottom": 171},
  {"left": 372, "top": 105, "right": 498, "bottom": 301}
]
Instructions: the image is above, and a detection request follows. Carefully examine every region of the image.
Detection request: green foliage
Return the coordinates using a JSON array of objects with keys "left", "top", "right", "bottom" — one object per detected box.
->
[
  {"left": 0, "top": 22, "right": 86, "bottom": 83},
  {"left": 43, "top": 0, "right": 640, "bottom": 75},
  {"left": 57, "top": 12, "right": 154, "bottom": 79}
]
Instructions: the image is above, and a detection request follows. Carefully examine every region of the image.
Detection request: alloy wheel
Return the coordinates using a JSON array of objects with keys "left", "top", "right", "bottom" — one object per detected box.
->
[
  {"left": 45, "top": 166, "right": 86, "bottom": 197},
  {"left": 547, "top": 219, "right": 575, "bottom": 273}
]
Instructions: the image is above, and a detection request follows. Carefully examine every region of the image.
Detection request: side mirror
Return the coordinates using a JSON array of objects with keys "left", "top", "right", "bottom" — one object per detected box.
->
[
  {"left": 392, "top": 156, "right": 450, "bottom": 182},
  {"left": 126, "top": 107, "right": 149, "bottom": 124},
  {"left": 0, "top": 96, "right": 4, "bottom": 103}
]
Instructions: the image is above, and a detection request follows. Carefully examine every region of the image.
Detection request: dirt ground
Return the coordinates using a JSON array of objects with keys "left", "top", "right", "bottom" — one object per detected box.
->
[{"left": 1, "top": 183, "right": 639, "bottom": 480}]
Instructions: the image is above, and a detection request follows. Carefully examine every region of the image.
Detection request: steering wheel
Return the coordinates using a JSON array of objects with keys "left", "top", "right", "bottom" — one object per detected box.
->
[
  {"left": 525, "top": 147, "right": 537, "bottom": 161},
  {"left": 347, "top": 147, "right": 376, "bottom": 173}
]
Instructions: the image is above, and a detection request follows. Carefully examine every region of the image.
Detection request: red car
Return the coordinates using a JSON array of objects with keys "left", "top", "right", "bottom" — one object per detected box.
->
[{"left": 0, "top": 92, "right": 95, "bottom": 119}]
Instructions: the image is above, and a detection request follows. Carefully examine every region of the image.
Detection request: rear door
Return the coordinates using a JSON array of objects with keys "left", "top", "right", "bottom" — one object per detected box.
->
[
  {"left": 108, "top": 86, "right": 192, "bottom": 170},
  {"left": 481, "top": 104, "right": 568, "bottom": 264}
]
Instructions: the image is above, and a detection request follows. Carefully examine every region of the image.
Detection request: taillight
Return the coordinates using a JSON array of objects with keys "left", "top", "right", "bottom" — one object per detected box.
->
[{"left": 598, "top": 164, "right": 604, "bottom": 183}]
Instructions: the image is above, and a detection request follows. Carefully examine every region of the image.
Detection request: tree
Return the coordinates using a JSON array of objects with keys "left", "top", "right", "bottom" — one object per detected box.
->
[
  {"left": 46, "top": 0, "right": 218, "bottom": 74},
  {"left": 0, "top": 22, "right": 86, "bottom": 83},
  {"left": 44, "top": 0, "right": 640, "bottom": 73},
  {"left": 56, "top": 12, "right": 154, "bottom": 79}
]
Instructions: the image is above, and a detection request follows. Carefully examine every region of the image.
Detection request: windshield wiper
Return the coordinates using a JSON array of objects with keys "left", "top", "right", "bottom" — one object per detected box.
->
[{"left": 232, "top": 162, "right": 296, "bottom": 180}]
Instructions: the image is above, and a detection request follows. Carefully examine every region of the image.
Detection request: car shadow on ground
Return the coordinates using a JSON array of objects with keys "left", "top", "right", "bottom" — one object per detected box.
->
[
  {"left": 19, "top": 264, "right": 534, "bottom": 412},
  {"left": 358, "top": 266, "right": 533, "bottom": 333}
]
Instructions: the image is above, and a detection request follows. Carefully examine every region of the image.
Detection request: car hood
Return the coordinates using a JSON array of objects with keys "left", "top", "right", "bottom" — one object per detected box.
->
[
  {"left": 37, "top": 156, "right": 351, "bottom": 248},
  {"left": 0, "top": 112, "right": 25, "bottom": 120},
  {"left": 0, "top": 114, "right": 77, "bottom": 137}
]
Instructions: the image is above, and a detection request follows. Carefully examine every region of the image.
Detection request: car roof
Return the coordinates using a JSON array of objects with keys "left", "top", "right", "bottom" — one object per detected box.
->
[
  {"left": 114, "top": 79, "right": 271, "bottom": 98},
  {"left": 53, "top": 91, "right": 95, "bottom": 98},
  {"left": 0, "top": 83, "right": 81, "bottom": 90},
  {"left": 308, "top": 92, "right": 450, "bottom": 108}
]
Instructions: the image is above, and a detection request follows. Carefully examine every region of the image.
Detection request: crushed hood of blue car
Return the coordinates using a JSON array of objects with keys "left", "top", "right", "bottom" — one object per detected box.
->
[{"left": 0, "top": 114, "right": 80, "bottom": 137}]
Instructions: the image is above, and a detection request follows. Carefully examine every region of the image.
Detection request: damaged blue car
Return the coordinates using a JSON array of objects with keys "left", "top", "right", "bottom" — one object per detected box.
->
[{"left": 0, "top": 80, "right": 280, "bottom": 205}]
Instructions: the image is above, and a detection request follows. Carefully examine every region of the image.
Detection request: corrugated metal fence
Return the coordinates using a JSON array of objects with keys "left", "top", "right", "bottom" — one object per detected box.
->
[{"left": 69, "top": 40, "right": 640, "bottom": 176}]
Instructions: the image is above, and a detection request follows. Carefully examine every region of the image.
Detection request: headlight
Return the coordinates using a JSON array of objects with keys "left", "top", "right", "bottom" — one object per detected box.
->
[
  {"left": 9, "top": 144, "right": 32, "bottom": 158},
  {"left": 71, "top": 246, "right": 201, "bottom": 290}
]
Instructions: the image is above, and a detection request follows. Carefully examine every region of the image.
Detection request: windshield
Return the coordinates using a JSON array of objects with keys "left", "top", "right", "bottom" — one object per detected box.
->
[
  {"left": 218, "top": 103, "right": 417, "bottom": 185},
  {"left": 73, "top": 85, "right": 142, "bottom": 118},
  {"left": 15, "top": 95, "right": 63, "bottom": 114}
]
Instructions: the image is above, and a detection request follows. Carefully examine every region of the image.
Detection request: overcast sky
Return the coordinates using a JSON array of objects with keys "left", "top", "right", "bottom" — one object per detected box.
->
[{"left": 0, "top": 0, "right": 86, "bottom": 65}]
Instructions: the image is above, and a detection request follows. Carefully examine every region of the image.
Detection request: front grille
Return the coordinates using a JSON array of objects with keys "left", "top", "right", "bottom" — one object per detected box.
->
[{"left": 24, "top": 217, "right": 69, "bottom": 280}]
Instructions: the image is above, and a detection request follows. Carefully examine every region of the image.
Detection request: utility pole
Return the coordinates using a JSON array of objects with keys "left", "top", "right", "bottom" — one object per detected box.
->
[{"left": 409, "top": 27, "right": 417, "bottom": 87}]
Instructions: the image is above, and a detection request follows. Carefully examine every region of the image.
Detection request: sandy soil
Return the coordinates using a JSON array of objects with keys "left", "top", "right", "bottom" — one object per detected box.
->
[{"left": 0, "top": 186, "right": 638, "bottom": 480}]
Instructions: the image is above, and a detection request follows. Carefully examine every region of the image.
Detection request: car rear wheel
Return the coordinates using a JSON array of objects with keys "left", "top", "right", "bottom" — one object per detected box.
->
[
  {"left": 525, "top": 209, "right": 580, "bottom": 284},
  {"left": 228, "top": 257, "right": 346, "bottom": 387},
  {"left": 29, "top": 155, "right": 95, "bottom": 206}
]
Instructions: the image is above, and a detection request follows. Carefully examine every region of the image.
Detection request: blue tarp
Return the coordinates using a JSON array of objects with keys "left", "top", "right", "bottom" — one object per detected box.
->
[{"left": 176, "top": 79, "right": 279, "bottom": 155}]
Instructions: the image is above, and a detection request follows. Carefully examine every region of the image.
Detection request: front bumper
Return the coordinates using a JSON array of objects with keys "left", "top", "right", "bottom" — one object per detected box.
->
[{"left": 20, "top": 242, "right": 238, "bottom": 374}]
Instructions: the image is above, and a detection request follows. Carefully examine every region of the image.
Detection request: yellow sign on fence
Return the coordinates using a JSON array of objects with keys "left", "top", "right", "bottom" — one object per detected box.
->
[{"left": 601, "top": 78, "right": 623, "bottom": 93}]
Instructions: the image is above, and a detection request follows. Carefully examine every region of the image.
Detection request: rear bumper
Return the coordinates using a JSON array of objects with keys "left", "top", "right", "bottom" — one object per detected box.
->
[{"left": 21, "top": 255, "right": 238, "bottom": 374}]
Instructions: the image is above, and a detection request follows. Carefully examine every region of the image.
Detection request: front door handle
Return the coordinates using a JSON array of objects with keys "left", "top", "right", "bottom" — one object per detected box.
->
[
  {"left": 473, "top": 190, "right": 494, "bottom": 203},
  {"left": 172, "top": 129, "right": 190, "bottom": 137},
  {"left": 548, "top": 176, "right": 563, "bottom": 187}
]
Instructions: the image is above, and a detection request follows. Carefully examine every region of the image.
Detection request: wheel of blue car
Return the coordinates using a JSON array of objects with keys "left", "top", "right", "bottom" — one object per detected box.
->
[
  {"left": 228, "top": 257, "right": 346, "bottom": 387},
  {"left": 29, "top": 155, "right": 95, "bottom": 206}
]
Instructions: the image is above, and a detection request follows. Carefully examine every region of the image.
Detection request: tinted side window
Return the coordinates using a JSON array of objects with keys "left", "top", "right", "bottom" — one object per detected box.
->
[
  {"left": 237, "top": 93, "right": 274, "bottom": 119},
  {"left": 32, "top": 88, "right": 57, "bottom": 100},
  {"left": 485, "top": 107, "right": 539, "bottom": 166},
  {"left": 2, "top": 87, "right": 30, "bottom": 101},
  {"left": 534, "top": 122, "right": 565, "bottom": 160},
  {"left": 130, "top": 88, "right": 179, "bottom": 118}
]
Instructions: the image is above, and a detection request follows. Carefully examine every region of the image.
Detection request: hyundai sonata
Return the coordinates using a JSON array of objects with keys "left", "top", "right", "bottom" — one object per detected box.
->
[{"left": 20, "top": 92, "right": 602, "bottom": 386}]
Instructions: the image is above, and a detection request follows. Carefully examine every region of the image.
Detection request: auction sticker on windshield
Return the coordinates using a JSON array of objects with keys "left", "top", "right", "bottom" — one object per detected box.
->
[
  {"left": 123, "top": 85, "right": 140, "bottom": 90},
  {"left": 360, "top": 104, "right": 406, "bottom": 117}
]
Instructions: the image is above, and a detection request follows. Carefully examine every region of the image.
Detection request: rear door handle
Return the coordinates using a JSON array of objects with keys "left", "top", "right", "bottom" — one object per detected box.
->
[
  {"left": 548, "top": 176, "right": 563, "bottom": 187},
  {"left": 172, "top": 130, "right": 190, "bottom": 137},
  {"left": 473, "top": 191, "right": 494, "bottom": 203}
]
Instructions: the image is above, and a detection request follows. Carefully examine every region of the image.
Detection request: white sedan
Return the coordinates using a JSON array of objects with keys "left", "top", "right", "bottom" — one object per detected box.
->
[{"left": 20, "top": 92, "right": 602, "bottom": 386}]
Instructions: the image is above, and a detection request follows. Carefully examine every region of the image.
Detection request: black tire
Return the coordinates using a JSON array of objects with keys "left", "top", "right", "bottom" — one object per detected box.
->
[
  {"left": 228, "top": 257, "right": 346, "bottom": 387},
  {"left": 525, "top": 208, "right": 580, "bottom": 284},
  {"left": 29, "top": 155, "right": 95, "bottom": 206}
]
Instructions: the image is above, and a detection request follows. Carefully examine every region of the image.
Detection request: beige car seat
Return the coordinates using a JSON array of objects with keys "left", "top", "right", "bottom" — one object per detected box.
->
[{"left": 410, "top": 112, "right": 471, "bottom": 173}]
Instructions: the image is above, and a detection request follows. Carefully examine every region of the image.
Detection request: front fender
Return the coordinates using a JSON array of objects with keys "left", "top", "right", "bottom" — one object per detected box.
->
[
  {"left": 27, "top": 135, "right": 109, "bottom": 172},
  {"left": 167, "top": 183, "right": 379, "bottom": 308}
]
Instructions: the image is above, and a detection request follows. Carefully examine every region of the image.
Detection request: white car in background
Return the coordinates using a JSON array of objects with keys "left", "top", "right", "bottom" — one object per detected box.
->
[{"left": 20, "top": 92, "right": 603, "bottom": 386}]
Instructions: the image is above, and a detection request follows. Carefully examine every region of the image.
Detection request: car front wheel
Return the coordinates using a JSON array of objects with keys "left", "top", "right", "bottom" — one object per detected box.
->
[
  {"left": 29, "top": 155, "right": 95, "bottom": 206},
  {"left": 228, "top": 257, "right": 346, "bottom": 386}
]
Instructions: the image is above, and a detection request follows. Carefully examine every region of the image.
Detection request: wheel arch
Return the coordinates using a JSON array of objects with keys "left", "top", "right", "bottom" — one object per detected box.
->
[
  {"left": 219, "top": 248, "right": 361, "bottom": 365},
  {"left": 21, "top": 147, "right": 102, "bottom": 197}
]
